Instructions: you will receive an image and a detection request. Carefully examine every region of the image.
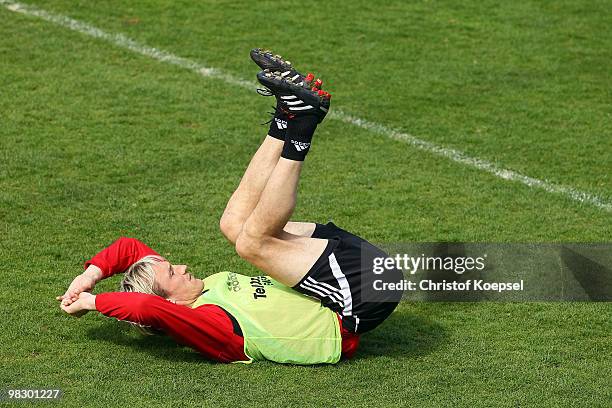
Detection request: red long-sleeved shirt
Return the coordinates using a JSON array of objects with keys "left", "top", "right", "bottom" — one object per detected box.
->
[{"left": 86, "top": 237, "right": 359, "bottom": 363}]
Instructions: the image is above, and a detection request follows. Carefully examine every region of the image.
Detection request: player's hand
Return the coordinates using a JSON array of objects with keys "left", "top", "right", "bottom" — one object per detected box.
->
[
  {"left": 58, "top": 292, "right": 96, "bottom": 318},
  {"left": 57, "top": 266, "right": 102, "bottom": 305},
  {"left": 57, "top": 274, "right": 96, "bottom": 305}
]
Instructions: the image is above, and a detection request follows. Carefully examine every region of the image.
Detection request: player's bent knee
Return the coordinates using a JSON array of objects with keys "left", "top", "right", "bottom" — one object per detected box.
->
[
  {"left": 235, "top": 230, "right": 264, "bottom": 261},
  {"left": 219, "top": 215, "right": 241, "bottom": 245}
]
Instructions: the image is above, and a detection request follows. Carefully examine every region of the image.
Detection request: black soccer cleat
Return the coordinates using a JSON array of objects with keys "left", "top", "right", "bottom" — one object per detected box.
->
[
  {"left": 256, "top": 69, "right": 331, "bottom": 123},
  {"left": 250, "top": 48, "right": 297, "bottom": 74}
]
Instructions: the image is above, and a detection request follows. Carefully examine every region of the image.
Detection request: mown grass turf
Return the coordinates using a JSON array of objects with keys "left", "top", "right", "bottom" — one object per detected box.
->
[{"left": 1, "top": 1, "right": 610, "bottom": 407}]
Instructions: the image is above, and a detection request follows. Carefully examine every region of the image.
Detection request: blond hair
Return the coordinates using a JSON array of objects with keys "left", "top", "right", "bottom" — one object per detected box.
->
[{"left": 119, "top": 255, "right": 166, "bottom": 335}]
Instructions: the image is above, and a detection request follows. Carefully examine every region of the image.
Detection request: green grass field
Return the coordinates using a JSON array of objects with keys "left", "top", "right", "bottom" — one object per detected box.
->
[{"left": 1, "top": 0, "right": 611, "bottom": 406}]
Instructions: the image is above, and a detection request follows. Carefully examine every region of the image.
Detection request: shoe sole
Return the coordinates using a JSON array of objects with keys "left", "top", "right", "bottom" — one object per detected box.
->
[
  {"left": 257, "top": 70, "right": 329, "bottom": 118},
  {"left": 250, "top": 48, "right": 294, "bottom": 72}
]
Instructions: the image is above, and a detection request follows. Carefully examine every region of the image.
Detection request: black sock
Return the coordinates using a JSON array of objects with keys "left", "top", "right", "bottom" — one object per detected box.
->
[
  {"left": 267, "top": 105, "right": 290, "bottom": 141},
  {"left": 281, "top": 115, "right": 319, "bottom": 161}
]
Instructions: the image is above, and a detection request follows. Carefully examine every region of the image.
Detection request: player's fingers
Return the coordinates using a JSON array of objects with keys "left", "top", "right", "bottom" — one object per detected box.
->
[{"left": 62, "top": 292, "right": 75, "bottom": 301}]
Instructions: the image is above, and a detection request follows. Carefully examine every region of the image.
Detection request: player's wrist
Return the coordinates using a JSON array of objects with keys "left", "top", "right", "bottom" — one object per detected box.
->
[
  {"left": 83, "top": 265, "right": 103, "bottom": 282},
  {"left": 85, "top": 294, "right": 97, "bottom": 311},
  {"left": 78, "top": 293, "right": 97, "bottom": 311}
]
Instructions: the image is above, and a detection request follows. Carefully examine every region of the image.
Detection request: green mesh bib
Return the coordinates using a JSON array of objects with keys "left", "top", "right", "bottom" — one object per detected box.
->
[{"left": 191, "top": 272, "right": 341, "bottom": 364}]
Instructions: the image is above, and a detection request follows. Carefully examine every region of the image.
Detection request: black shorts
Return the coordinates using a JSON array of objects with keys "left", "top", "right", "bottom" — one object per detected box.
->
[{"left": 293, "top": 222, "right": 402, "bottom": 334}]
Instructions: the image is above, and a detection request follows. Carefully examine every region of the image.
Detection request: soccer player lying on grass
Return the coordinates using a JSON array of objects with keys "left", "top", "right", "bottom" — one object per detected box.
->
[{"left": 57, "top": 49, "right": 402, "bottom": 365}]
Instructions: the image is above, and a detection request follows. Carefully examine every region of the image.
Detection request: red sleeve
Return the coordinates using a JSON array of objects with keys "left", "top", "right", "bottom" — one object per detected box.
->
[
  {"left": 84, "top": 237, "right": 160, "bottom": 278},
  {"left": 95, "top": 292, "right": 247, "bottom": 363}
]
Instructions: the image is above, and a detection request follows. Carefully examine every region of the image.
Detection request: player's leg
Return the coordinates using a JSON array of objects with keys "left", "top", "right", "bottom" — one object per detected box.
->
[
  {"left": 235, "top": 60, "right": 400, "bottom": 334},
  {"left": 219, "top": 134, "right": 320, "bottom": 244},
  {"left": 219, "top": 135, "right": 283, "bottom": 244},
  {"left": 234, "top": 126, "right": 400, "bottom": 333},
  {"left": 220, "top": 140, "right": 325, "bottom": 245},
  {"left": 236, "top": 158, "right": 329, "bottom": 286},
  {"left": 220, "top": 50, "right": 317, "bottom": 244},
  {"left": 235, "top": 68, "right": 331, "bottom": 287},
  {"left": 283, "top": 221, "right": 317, "bottom": 237}
]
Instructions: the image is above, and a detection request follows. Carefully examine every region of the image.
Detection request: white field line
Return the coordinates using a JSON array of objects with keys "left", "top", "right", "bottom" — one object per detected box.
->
[{"left": 3, "top": 0, "right": 611, "bottom": 213}]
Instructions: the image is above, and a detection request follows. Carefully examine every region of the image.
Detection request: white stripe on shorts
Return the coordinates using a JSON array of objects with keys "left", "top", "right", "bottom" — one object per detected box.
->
[
  {"left": 305, "top": 277, "right": 344, "bottom": 304},
  {"left": 307, "top": 276, "right": 341, "bottom": 294},
  {"left": 328, "top": 253, "right": 353, "bottom": 317},
  {"left": 300, "top": 280, "right": 344, "bottom": 308}
]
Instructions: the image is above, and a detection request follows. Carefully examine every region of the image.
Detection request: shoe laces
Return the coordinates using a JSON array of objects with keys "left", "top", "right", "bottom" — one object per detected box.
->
[
  {"left": 256, "top": 87, "right": 278, "bottom": 125},
  {"left": 258, "top": 85, "right": 298, "bottom": 124},
  {"left": 256, "top": 88, "right": 274, "bottom": 97}
]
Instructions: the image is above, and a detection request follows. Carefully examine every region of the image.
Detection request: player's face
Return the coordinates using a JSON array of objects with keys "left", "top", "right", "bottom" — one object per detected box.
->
[{"left": 152, "top": 260, "right": 204, "bottom": 304}]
